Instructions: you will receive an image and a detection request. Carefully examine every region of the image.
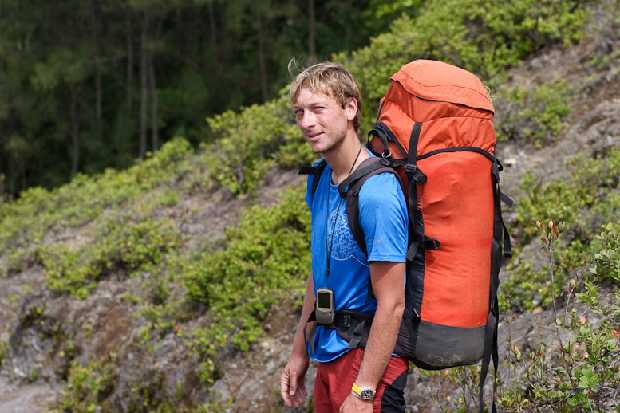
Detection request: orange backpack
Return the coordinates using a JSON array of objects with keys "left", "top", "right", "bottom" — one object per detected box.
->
[{"left": 367, "top": 59, "right": 512, "bottom": 411}]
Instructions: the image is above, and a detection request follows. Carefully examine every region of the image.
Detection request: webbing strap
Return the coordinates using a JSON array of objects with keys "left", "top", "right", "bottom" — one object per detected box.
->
[
  {"left": 406, "top": 235, "right": 441, "bottom": 264},
  {"left": 503, "top": 223, "right": 512, "bottom": 260},
  {"left": 298, "top": 160, "right": 327, "bottom": 196},
  {"left": 368, "top": 122, "right": 408, "bottom": 159},
  {"left": 500, "top": 191, "right": 514, "bottom": 208},
  {"left": 479, "top": 160, "right": 510, "bottom": 413},
  {"left": 339, "top": 157, "right": 391, "bottom": 197},
  {"left": 479, "top": 312, "right": 498, "bottom": 413},
  {"left": 334, "top": 310, "right": 372, "bottom": 349},
  {"left": 416, "top": 146, "right": 501, "bottom": 166},
  {"left": 406, "top": 122, "right": 424, "bottom": 262},
  {"left": 307, "top": 309, "right": 373, "bottom": 349}
]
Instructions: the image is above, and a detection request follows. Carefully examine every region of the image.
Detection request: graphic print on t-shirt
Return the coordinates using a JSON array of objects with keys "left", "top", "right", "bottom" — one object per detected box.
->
[{"left": 327, "top": 203, "right": 367, "bottom": 266}]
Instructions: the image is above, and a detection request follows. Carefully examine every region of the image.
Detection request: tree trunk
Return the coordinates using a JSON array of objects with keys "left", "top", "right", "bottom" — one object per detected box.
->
[
  {"left": 127, "top": 10, "right": 133, "bottom": 111},
  {"left": 95, "top": 63, "right": 102, "bottom": 140},
  {"left": 207, "top": 0, "right": 221, "bottom": 74},
  {"left": 139, "top": 12, "right": 148, "bottom": 158},
  {"left": 150, "top": 53, "right": 158, "bottom": 151},
  {"left": 92, "top": 0, "right": 102, "bottom": 142},
  {"left": 149, "top": 15, "right": 164, "bottom": 152},
  {"left": 308, "top": 0, "right": 316, "bottom": 63},
  {"left": 8, "top": 162, "right": 15, "bottom": 196},
  {"left": 257, "top": 11, "right": 268, "bottom": 101},
  {"left": 70, "top": 88, "right": 80, "bottom": 174},
  {"left": 0, "top": 137, "right": 4, "bottom": 197}
]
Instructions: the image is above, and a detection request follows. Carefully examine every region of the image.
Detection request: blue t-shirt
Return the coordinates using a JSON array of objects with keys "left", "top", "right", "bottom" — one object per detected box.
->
[{"left": 305, "top": 156, "right": 408, "bottom": 362}]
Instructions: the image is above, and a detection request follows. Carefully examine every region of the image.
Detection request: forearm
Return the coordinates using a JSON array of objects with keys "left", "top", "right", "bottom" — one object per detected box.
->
[
  {"left": 291, "top": 274, "right": 315, "bottom": 358},
  {"left": 355, "top": 299, "right": 404, "bottom": 388},
  {"left": 281, "top": 275, "right": 313, "bottom": 407}
]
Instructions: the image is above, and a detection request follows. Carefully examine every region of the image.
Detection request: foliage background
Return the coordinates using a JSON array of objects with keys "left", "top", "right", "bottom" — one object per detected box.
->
[{"left": 0, "top": 0, "right": 409, "bottom": 196}]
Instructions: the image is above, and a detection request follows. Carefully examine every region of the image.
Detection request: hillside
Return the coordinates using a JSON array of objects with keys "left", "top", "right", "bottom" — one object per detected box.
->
[{"left": 0, "top": 1, "right": 619, "bottom": 412}]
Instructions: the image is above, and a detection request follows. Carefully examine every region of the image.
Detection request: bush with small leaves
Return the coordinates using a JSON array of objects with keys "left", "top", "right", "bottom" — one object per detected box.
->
[
  {"left": 39, "top": 218, "right": 181, "bottom": 299},
  {"left": 495, "top": 81, "right": 572, "bottom": 146},
  {"left": 184, "top": 188, "right": 310, "bottom": 383}
]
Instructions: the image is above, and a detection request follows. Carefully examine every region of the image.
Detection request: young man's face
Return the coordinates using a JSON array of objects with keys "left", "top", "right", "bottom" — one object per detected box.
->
[{"left": 293, "top": 88, "right": 357, "bottom": 154}]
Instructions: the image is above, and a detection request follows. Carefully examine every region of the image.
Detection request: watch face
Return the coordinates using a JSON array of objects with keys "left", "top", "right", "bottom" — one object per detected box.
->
[{"left": 360, "top": 389, "right": 375, "bottom": 400}]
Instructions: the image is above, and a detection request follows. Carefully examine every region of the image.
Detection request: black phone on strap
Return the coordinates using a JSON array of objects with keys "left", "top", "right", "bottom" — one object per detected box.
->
[{"left": 315, "top": 288, "right": 335, "bottom": 325}]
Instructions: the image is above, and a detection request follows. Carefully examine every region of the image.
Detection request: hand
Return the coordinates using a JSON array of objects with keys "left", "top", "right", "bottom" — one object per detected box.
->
[
  {"left": 280, "top": 353, "right": 309, "bottom": 407},
  {"left": 339, "top": 393, "right": 373, "bottom": 413}
]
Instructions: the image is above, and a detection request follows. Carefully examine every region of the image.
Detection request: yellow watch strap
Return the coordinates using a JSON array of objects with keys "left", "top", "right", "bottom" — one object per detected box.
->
[
  {"left": 351, "top": 382, "right": 363, "bottom": 396},
  {"left": 351, "top": 382, "right": 375, "bottom": 401}
]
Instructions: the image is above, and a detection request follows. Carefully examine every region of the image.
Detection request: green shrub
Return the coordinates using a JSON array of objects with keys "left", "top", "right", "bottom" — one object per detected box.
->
[
  {"left": 0, "top": 340, "right": 6, "bottom": 368},
  {"left": 501, "top": 275, "right": 620, "bottom": 412},
  {"left": 496, "top": 81, "right": 572, "bottom": 146},
  {"left": 500, "top": 238, "right": 589, "bottom": 312},
  {"left": 589, "top": 222, "right": 620, "bottom": 284},
  {"left": 502, "top": 149, "right": 620, "bottom": 312},
  {"left": 501, "top": 210, "right": 620, "bottom": 410},
  {"left": 499, "top": 320, "right": 620, "bottom": 411},
  {"left": 56, "top": 359, "right": 115, "bottom": 413},
  {"left": 515, "top": 149, "right": 620, "bottom": 245},
  {"left": 204, "top": 98, "right": 310, "bottom": 194},
  {"left": 514, "top": 174, "right": 592, "bottom": 245},
  {"left": 0, "top": 249, "right": 33, "bottom": 277},
  {"left": 40, "top": 218, "right": 181, "bottom": 299},
  {"left": 185, "top": 187, "right": 310, "bottom": 383},
  {"left": 0, "top": 138, "right": 193, "bottom": 277}
]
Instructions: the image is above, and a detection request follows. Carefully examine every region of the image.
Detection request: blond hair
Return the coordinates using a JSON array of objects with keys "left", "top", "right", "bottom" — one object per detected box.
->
[{"left": 289, "top": 62, "right": 362, "bottom": 133}]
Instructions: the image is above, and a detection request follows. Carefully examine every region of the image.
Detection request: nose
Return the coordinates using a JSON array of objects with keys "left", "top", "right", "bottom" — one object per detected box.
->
[{"left": 298, "top": 110, "right": 316, "bottom": 130}]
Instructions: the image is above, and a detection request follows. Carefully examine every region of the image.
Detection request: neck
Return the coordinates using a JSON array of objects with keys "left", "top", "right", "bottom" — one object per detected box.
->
[{"left": 324, "top": 130, "right": 368, "bottom": 184}]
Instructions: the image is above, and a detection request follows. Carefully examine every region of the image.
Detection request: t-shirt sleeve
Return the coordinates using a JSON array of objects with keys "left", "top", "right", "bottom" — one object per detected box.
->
[{"left": 358, "top": 173, "right": 408, "bottom": 262}]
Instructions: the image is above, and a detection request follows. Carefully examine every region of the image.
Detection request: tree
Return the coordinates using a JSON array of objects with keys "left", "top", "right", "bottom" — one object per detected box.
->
[{"left": 0, "top": 0, "right": 387, "bottom": 196}]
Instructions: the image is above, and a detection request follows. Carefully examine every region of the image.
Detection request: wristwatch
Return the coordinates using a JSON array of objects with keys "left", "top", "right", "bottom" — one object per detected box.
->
[{"left": 351, "top": 383, "right": 375, "bottom": 401}]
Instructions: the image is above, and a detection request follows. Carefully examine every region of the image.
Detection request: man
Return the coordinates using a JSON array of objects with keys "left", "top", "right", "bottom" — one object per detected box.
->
[{"left": 280, "top": 62, "right": 409, "bottom": 413}]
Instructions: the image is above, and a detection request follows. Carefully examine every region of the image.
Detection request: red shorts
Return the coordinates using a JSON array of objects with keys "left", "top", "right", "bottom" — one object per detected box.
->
[{"left": 313, "top": 348, "right": 408, "bottom": 413}]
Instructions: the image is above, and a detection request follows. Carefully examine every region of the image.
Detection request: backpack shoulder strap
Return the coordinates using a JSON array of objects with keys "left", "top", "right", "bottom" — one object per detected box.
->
[
  {"left": 298, "top": 159, "right": 327, "bottom": 196},
  {"left": 339, "top": 157, "right": 398, "bottom": 255}
]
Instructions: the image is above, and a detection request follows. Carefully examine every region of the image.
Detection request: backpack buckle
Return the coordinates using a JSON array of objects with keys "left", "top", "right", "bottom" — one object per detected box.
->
[
  {"left": 492, "top": 163, "right": 501, "bottom": 183},
  {"left": 423, "top": 237, "right": 441, "bottom": 250},
  {"left": 405, "top": 163, "right": 427, "bottom": 184},
  {"left": 379, "top": 157, "right": 391, "bottom": 167}
]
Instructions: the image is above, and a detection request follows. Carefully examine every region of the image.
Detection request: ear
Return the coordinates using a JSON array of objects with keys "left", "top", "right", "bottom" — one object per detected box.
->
[{"left": 344, "top": 97, "right": 358, "bottom": 122}]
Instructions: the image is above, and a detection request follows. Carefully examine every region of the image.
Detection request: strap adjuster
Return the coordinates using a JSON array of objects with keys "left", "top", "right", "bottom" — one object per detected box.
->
[
  {"left": 424, "top": 237, "right": 441, "bottom": 250},
  {"left": 342, "top": 313, "right": 352, "bottom": 328},
  {"left": 405, "top": 163, "right": 427, "bottom": 184},
  {"left": 379, "top": 157, "right": 391, "bottom": 167},
  {"left": 492, "top": 163, "right": 501, "bottom": 183},
  {"left": 404, "top": 163, "right": 417, "bottom": 174}
]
